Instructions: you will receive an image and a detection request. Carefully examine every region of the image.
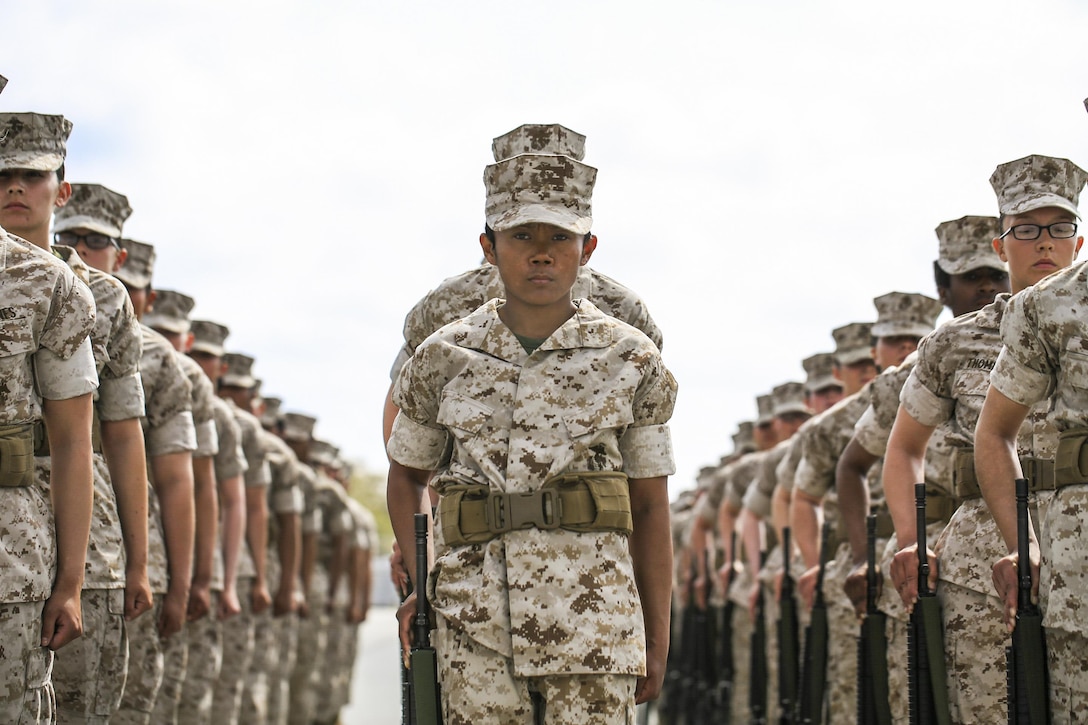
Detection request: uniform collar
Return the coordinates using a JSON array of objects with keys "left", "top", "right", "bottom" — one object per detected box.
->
[{"left": 459, "top": 298, "right": 615, "bottom": 362}]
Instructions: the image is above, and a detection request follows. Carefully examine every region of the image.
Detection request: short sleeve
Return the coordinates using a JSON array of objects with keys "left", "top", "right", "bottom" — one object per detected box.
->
[{"left": 34, "top": 336, "right": 98, "bottom": 400}]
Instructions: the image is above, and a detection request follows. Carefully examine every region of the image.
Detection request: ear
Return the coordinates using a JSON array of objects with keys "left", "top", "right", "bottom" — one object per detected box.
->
[
  {"left": 992, "top": 236, "right": 1008, "bottom": 262},
  {"left": 111, "top": 247, "right": 128, "bottom": 273},
  {"left": 831, "top": 365, "right": 843, "bottom": 382},
  {"left": 54, "top": 181, "right": 72, "bottom": 208},
  {"left": 581, "top": 234, "right": 598, "bottom": 265},
  {"left": 479, "top": 233, "right": 497, "bottom": 265},
  {"left": 182, "top": 331, "right": 195, "bottom": 354},
  {"left": 937, "top": 285, "right": 950, "bottom": 307},
  {"left": 1075, "top": 236, "right": 1084, "bottom": 259},
  {"left": 145, "top": 289, "right": 157, "bottom": 312}
]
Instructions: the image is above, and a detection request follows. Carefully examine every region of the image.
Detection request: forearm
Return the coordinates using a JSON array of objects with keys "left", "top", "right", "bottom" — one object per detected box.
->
[
  {"left": 44, "top": 395, "right": 95, "bottom": 594},
  {"left": 629, "top": 477, "right": 673, "bottom": 660},
  {"left": 739, "top": 508, "right": 763, "bottom": 575},
  {"left": 300, "top": 532, "right": 317, "bottom": 598},
  {"left": 100, "top": 417, "right": 149, "bottom": 576},
  {"left": 244, "top": 488, "right": 268, "bottom": 586},
  {"left": 976, "top": 390, "right": 1031, "bottom": 552},
  {"left": 883, "top": 409, "right": 932, "bottom": 551},
  {"left": 770, "top": 485, "right": 791, "bottom": 547},
  {"left": 190, "top": 456, "right": 218, "bottom": 587},
  {"left": 718, "top": 503, "right": 739, "bottom": 566},
  {"left": 836, "top": 438, "right": 879, "bottom": 564},
  {"left": 276, "top": 512, "right": 300, "bottom": 599},
  {"left": 789, "top": 491, "right": 821, "bottom": 569},
  {"left": 219, "top": 474, "right": 246, "bottom": 588},
  {"left": 151, "top": 452, "right": 195, "bottom": 598},
  {"left": 386, "top": 460, "right": 433, "bottom": 586}
]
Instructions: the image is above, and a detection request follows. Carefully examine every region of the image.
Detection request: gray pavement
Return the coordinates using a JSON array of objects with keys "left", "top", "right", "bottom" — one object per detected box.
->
[{"left": 341, "top": 604, "right": 404, "bottom": 724}]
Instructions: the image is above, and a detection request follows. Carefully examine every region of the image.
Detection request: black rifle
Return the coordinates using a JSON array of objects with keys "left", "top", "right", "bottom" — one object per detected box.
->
[
  {"left": 663, "top": 557, "right": 699, "bottom": 725},
  {"left": 750, "top": 549, "right": 769, "bottom": 725},
  {"left": 857, "top": 514, "right": 892, "bottom": 725},
  {"left": 778, "top": 528, "right": 800, "bottom": 724},
  {"left": 411, "top": 513, "right": 442, "bottom": 725},
  {"left": 1006, "top": 478, "right": 1050, "bottom": 724},
  {"left": 907, "top": 485, "right": 950, "bottom": 725},
  {"left": 715, "top": 532, "right": 738, "bottom": 722},
  {"left": 796, "top": 522, "right": 831, "bottom": 724},
  {"left": 693, "top": 555, "right": 720, "bottom": 724}
]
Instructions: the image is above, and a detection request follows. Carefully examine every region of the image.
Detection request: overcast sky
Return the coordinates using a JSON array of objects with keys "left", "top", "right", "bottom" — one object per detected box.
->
[{"left": 6, "top": 1, "right": 1086, "bottom": 499}]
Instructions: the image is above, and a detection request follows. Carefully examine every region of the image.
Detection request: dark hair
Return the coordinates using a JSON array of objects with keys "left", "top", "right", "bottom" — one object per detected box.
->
[
  {"left": 56, "top": 163, "right": 65, "bottom": 182},
  {"left": 932, "top": 260, "right": 951, "bottom": 290},
  {"left": 483, "top": 224, "right": 591, "bottom": 245}
]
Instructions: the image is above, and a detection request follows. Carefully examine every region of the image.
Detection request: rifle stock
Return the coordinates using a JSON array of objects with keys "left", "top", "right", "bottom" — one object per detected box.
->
[
  {"left": 797, "top": 522, "right": 831, "bottom": 724},
  {"left": 907, "top": 485, "right": 950, "bottom": 725},
  {"left": 1006, "top": 478, "right": 1049, "bottom": 724},
  {"left": 858, "top": 513, "right": 892, "bottom": 725},
  {"left": 410, "top": 513, "right": 443, "bottom": 725},
  {"left": 778, "top": 528, "right": 800, "bottom": 724}
]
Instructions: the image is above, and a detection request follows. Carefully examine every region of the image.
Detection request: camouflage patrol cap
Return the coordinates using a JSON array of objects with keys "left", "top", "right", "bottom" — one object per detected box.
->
[
  {"left": 772, "top": 381, "right": 812, "bottom": 418},
  {"left": 732, "top": 421, "right": 755, "bottom": 454},
  {"left": 144, "top": 289, "right": 195, "bottom": 335},
  {"left": 871, "top": 292, "right": 943, "bottom": 339},
  {"left": 935, "top": 216, "right": 1004, "bottom": 276},
  {"left": 309, "top": 439, "right": 339, "bottom": 468},
  {"left": 832, "top": 322, "right": 875, "bottom": 366},
  {"left": 282, "top": 412, "right": 317, "bottom": 442},
  {"left": 756, "top": 393, "right": 775, "bottom": 426},
  {"left": 54, "top": 183, "right": 133, "bottom": 238},
  {"left": 492, "top": 124, "right": 587, "bottom": 162},
  {"left": 259, "top": 396, "right": 283, "bottom": 429},
  {"left": 989, "top": 155, "right": 1087, "bottom": 219},
  {"left": 221, "top": 352, "right": 257, "bottom": 389},
  {"left": 0, "top": 76, "right": 7, "bottom": 95},
  {"left": 115, "top": 239, "right": 156, "bottom": 289},
  {"left": 802, "top": 352, "right": 841, "bottom": 393},
  {"left": 0, "top": 112, "right": 73, "bottom": 172},
  {"left": 484, "top": 154, "right": 596, "bottom": 234},
  {"left": 190, "top": 320, "right": 230, "bottom": 357}
]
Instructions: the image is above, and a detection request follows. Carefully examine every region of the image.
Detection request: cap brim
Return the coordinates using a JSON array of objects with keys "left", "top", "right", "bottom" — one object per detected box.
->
[
  {"left": 53, "top": 215, "right": 121, "bottom": 238},
  {"left": 488, "top": 203, "right": 592, "bottom": 235},
  {"left": 871, "top": 322, "right": 933, "bottom": 339},
  {"left": 835, "top": 348, "right": 874, "bottom": 366},
  {"left": 221, "top": 374, "right": 256, "bottom": 389},
  {"left": 190, "top": 341, "right": 224, "bottom": 357},
  {"left": 0, "top": 153, "right": 63, "bottom": 172},
  {"left": 937, "top": 254, "right": 1006, "bottom": 276},
  {"left": 804, "top": 374, "right": 842, "bottom": 394},
  {"left": 774, "top": 404, "right": 812, "bottom": 417},
  {"left": 144, "top": 315, "right": 189, "bottom": 335},
  {"left": 1003, "top": 195, "right": 1081, "bottom": 220}
]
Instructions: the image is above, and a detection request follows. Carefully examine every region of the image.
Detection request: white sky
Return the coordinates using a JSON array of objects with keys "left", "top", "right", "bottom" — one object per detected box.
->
[{"left": 6, "top": 1, "right": 1087, "bottom": 499}]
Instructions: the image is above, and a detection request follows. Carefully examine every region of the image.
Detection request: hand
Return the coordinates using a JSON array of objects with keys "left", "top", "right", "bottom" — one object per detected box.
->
[
  {"left": 396, "top": 592, "right": 417, "bottom": 668},
  {"left": 692, "top": 566, "right": 708, "bottom": 610},
  {"left": 635, "top": 639, "right": 668, "bottom": 704},
  {"left": 251, "top": 581, "right": 272, "bottom": 615},
  {"left": 348, "top": 603, "right": 365, "bottom": 625},
  {"left": 746, "top": 583, "right": 761, "bottom": 621},
  {"left": 186, "top": 581, "right": 211, "bottom": 622},
  {"left": 158, "top": 588, "right": 187, "bottom": 639},
  {"left": 41, "top": 588, "right": 83, "bottom": 650},
  {"left": 296, "top": 592, "right": 310, "bottom": 619},
  {"left": 273, "top": 584, "right": 296, "bottom": 617},
  {"left": 797, "top": 565, "right": 820, "bottom": 610},
  {"left": 218, "top": 585, "right": 242, "bottom": 620},
  {"left": 717, "top": 560, "right": 740, "bottom": 596},
  {"left": 890, "top": 544, "right": 939, "bottom": 613},
  {"left": 843, "top": 562, "right": 871, "bottom": 617},
  {"left": 992, "top": 545, "right": 1040, "bottom": 633},
  {"left": 124, "top": 569, "right": 154, "bottom": 622},
  {"left": 390, "top": 542, "right": 410, "bottom": 598}
]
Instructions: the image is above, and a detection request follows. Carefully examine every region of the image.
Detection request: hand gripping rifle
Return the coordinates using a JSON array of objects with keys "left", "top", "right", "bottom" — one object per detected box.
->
[
  {"left": 401, "top": 574, "right": 416, "bottom": 725},
  {"left": 1006, "top": 478, "right": 1050, "bottom": 724},
  {"left": 715, "top": 532, "right": 738, "bottom": 721},
  {"left": 749, "top": 549, "right": 769, "bottom": 725},
  {"left": 796, "top": 522, "right": 831, "bottom": 724},
  {"left": 907, "top": 485, "right": 950, "bottom": 725},
  {"left": 778, "top": 528, "right": 800, "bottom": 724},
  {"left": 411, "top": 513, "right": 443, "bottom": 725},
  {"left": 857, "top": 514, "right": 892, "bottom": 725}
]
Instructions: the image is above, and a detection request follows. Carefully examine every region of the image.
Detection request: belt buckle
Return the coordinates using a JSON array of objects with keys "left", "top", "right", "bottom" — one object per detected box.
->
[
  {"left": 490, "top": 490, "right": 561, "bottom": 532},
  {"left": 486, "top": 493, "right": 513, "bottom": 535}
]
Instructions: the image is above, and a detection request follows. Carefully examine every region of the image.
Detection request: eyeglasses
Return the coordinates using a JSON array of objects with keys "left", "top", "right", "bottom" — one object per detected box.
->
[
  {"left": 54, "top": 231, "right": 120, "bottom": 250},
  {"left": 999, "top": 222, "right": 1078, "bottom": 241}
]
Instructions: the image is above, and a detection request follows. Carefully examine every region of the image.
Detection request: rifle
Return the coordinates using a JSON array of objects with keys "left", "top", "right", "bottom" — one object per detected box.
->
[
  {"left": 715, "top": 532, "right": 738, "bottom": 722},
  {"left": 750, "top": 549, "right": 769, "bottom": 725},
  {"left": 693, "top": 555, "right": 719, "bottom": 724},
  {"left": 778, "top": 528, "right": 800, "bottom": 724},
  {"left": 1006, "top": 478, "right": 1050, "bottom": 724},
  {"left": 857, "top": 514, "right": 892, "bottom": 725},
  {"left": 401, "top": 574, "right": 416, "bottom": 725},
  {"left": 663, "top": 555, "right": 698, "bottom": 725},
  {"left": 907, "top": 484, "right": 950, "bottom": 725},
  {"left": 679, "top": 557, "right": 715, "bottom": 725},
  {"left": 796, "top": 522, "right": 831, "bottom": 724},
  {"left": 410, "top": 513, "right": 442, "bottom": 725}
]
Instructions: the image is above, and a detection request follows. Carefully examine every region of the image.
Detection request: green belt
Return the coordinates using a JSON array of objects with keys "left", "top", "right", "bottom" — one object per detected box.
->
[
  {"left": 438, "top": 471, "right": 633, "bottom": 547},
  {"left": 33, "top": 409, "right": 103, "bottom": 457},
  {"left": 1056, "top": 428, "right": 1088, "bottom": 488},
  {"left": 953, "top": 447, "right": 1056, "bottom": 498},
  {"left": 0, "top": 422, "right": 36, "bottom": 488},
  {"left": 925, "top": 490, "right": 960, "bottom": 524}
]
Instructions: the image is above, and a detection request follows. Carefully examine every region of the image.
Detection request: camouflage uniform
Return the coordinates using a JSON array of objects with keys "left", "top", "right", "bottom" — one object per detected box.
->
[
  {"left": 332, "top": 495, "right": 378, "bottom": 716},
  {"left": 990, "top": 259, "right": 1088, "bottom": 723},
  {"left": 0, "top": 229, "right": 97, "bottom": 724},
  {"left": 389, "top": 292, "right": 676, "bottom": 722}
]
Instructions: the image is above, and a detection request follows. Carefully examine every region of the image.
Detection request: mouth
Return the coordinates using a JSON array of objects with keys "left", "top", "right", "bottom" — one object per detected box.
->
[
  {"left": 1, "top": 202, "right": 28, "bottom": 211},
  {"left": 1033, "top": 259, "right": 1057, "bottom": 269}
]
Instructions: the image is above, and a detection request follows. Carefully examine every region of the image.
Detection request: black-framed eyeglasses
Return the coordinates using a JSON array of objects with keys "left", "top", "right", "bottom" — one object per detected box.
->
[
  {"left": 999, "top": 222, "right": 1078, "bottom": 241},
  {"left": 54, "top": 231, "right": 120, "bottom": 250}
]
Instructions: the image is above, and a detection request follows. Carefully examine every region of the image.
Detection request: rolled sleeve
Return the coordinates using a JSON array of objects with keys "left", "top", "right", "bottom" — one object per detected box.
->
[
  {"left": 34, "top": 336, "right": 98, "bottom": 400},
  {"left": 97, "top": 371, "right": 144, "bottom": 421},
  {"left": 900, "top": 368, "right": 952, "bottom": 428},
  {"left": 853, "top": 406, "right": 888, "bottom": 457},
  {"left": 620, "top": 423, "right": 675, "bottom": 479},
  {"left": 147, "top": 410, "right": 197, "bottom": 456},
  {"left": 272, "top": 486, "right": 304, "bottom": 515},
  {"left": 991, "top": 346, "right": 1052, "bottom": 407},
  {"left": 194, "top": 419, "right": 219, "bottom": 458},
  {"left": 387, "top": 412, "right": 449, "bottom": 470},
  {"left": 742, "top": 482, "right": 772, "bottom": 519}
]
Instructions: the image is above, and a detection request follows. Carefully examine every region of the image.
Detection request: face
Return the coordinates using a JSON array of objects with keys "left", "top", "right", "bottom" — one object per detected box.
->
[
  {"left": 772, "top": 412, "right": 810, "bottom": 440},
  {"left": 834, "top": 359, "right": 878, "bottom": 396},
  {"left": 479, "top": 223, "right": 595, "bottom": 316},
  {"left": 993, "top": 207, "right": 1083, "bottom": 292},
  {"left": 124, "top": 285, "right": 155, "bottom": 320},
  {"left": 188, "top": 351, "right": 225, "bottom": 384},
  {"left": 219, "top": 385, "right": 252, "bottom": 409},
  {"left": 58, "top": 226, "right": 126, "bottom": 274},
  {"left": 808, "top": 385, "right": 843, "bottom": 414},
  {"left": 154, "top": 329, "right": 186, "bottom": 353},
  {"left": 940, "top": 266, "right": 1010, "bottom": 317},
  {"left": 874, "top": 335, "right": 919, "bottom": 370},
  {"left": 0, "top": 168, "right": 70, "bottom": 242},
  {"left": 754, "top": 421, "right": 777, "bottom": 449}
]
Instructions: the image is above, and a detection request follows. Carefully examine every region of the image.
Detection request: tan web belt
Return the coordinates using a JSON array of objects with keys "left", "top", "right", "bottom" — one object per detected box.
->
[
  {"left": 439, "top": 471, "right": 633, "bottom": 547},
  {"left": 952, "top": 447, "right": 1055, "bottom": 499},
  {"left": 1055, "top": 428, "right": 1088, "bottom": 489},
  {"left": 0, "top": 422, "right": 35, "bottom": 488}
]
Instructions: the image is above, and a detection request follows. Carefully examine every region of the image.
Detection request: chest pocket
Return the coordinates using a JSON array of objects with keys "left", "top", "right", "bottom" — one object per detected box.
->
[
  {"left": 0, "top": 318, "right": 37, "bottom": 396},
  {"left": 951, "top": 368, "right": 991, "bottom": 434},
  {"left": 1062, "top": 338, "right": 1088, "bottom": 392},
  {"left": 563, "top": 408, "right": 635, "bottom": 462},
  {"left": 437, "top": 393, "right": 493, "bottom": 438}
]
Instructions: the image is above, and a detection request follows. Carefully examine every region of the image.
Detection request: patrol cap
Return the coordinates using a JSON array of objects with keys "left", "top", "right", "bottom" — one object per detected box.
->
[
  {"left": 484, "top": 153, "right": 596, "bottom": 235},
  {"left": 832, "top": 322, "right": 874, "bottom": 366},
  {"left": 0, "top": 112, "right": 72, "bottom": 172},
  {"left": 144, "top": 289, "right": 195, "bottom": 335},
  {"left": 310, "top": 439, "right": 339, "bottom": 468},
  {"left": 281, "top": 412, "right": 317, "bottom": 443},
  {"left": 802, "top": 352, "right": 841, "bottom": 394},
  {"left": 755, "top": 393, "right": 775, "bottom": 426},
  {"left": 989, "top": 155, "right": 1087, "bottom": 219},
  {"left": 259, "top": 396, "right": 283, "bottom": 429},
  {"left": 732, "top": 421, "right": 755, "bottom": 454},
  {"left": 871, "top": 292, "right": 943, "bottom": 339},
  {"left": 54, "top": 183, "right": 133, "bottom": 238},
  {"left": 492, "top": 124, "right": 587, "bottom": 162},
  {"left": 935, "top": 216, "right": 1004, "bottom": 276},
  {"left": 190, "top": 320, "right": 230, "bottom": 357},
  {"left": 115, "top": 239, "right": 156, "bottom": 289},
  {"left": 0, "top": 76, "right": 7, "bottom": 95},
  {"left": 221, "top": 352, "right": 257, "bottom": 389},
  {"left": 772, "top": 381, "right": 812, "bottom": 418}
]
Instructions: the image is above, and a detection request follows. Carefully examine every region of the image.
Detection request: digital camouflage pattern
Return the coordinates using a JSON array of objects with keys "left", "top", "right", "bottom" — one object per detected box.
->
[
  {"left": 54, "top": 183, "right": 133, "bottom": 238},
  {"left": 0, "top": 602, "right": 54, "bottom": 724},
  {"left": 115, "top": 239, "right": 156, "bottom": 290},
  {"left": 742, "top": 438, "right": 790, "bottom": 518},
  {"left": 870, "top": 291, "right": 943, "bottom": 339},
  {"left": 0, "top": 112, "right": 71, "bottom": 171},
  {"left": 989, "top": 154, "right": 1087, "bottom": 217},
  {"left": 114, "top": 599, "right": 165, "bottom": 725},
  {"left": 51, "top": 589, "right": 128, "bottom": 720},
  {"left": 934, "top": 215, "right": 1004, "bottom": 276},
  {"left": 221, "top": 352, "right": 258, "bottom": 389},
  {"left": 390, "top": 263, "right": 663, "bottom": 380},
  {"left": 190, "top": 319, "right": 229, "bottom": 357},
  {"left": 390, "top": 298, "right": 676, "bottom": 677},
  {"left": 491, "top": 123, "right": 587, "bottom": 162},
  {"left": 770, "top": 380, "right": 810, "bottom": 417},
  {"left": 227, "top": 399, "right": 271, "bottom": 581},
  {"left": 212, "top": 578, "right": 256, "bottom": 725},
  {"left": 210, "top": 395, "right": 246, "bottom": 592},
  {"left": 795, "top": 386, "right": 873, "bottom": 502},
  {"left": 484, "top": 153, "right": 596, "bottom": 235},
  {"left": 177, "top": 591, "right": 223, "bottom": 725},
  {"left": 802, "top": 351, "right": 840, "bottom": 393},
  {"left": 143, "top": 288, "right": 194, "bottom": 335},
  {"left": 177, "top": 351, "right": 218, "bottom": 458},
  {"left": 831, "top": 321, "right": 874, "bottom": 366}
]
